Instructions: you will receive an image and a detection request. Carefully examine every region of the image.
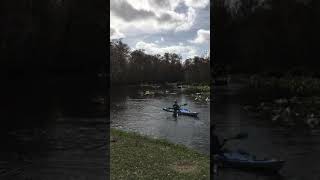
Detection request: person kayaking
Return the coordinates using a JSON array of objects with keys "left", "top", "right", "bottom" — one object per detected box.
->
[
  {"left": 173, "top": 100, "right": 180, "bottom": 116},
  {"left": 212, "top": 124, "right": 226, "bottom": 175},
  {"left": 211, "top": 124, "right": 226, "bottom": 155}
]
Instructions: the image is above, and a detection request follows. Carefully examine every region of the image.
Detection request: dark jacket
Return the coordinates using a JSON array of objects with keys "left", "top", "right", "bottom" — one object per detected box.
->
[
  {"left": 212, "top": 132, "right": 225, "bottom": 155},
  {"left": 173, "top": 103, "right": 180, "bottom": 111}
]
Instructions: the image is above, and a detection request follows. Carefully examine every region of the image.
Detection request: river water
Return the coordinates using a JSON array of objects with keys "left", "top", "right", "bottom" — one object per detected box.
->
[
  {"left": 110, "top": 86, "right": 210, "bottom": 155},
  {"left": 213, "top": 82, "right": 320, "bottom": 180},
  {"left": 0, "top": 78, "right": 108, "bottom": 180}
]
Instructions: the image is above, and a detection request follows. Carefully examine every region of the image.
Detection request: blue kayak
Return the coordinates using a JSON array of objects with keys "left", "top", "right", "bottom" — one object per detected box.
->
[
  {"left": 163, "top": 107, "right": 199, "bottom": 117},
  {"left": 214, "top": 151, "right": 285, "bottom": 172}
]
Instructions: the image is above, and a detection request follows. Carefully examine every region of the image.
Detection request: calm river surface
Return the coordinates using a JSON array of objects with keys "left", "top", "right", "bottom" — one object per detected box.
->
[
  {"left": 213, "top": 81, "right": 320, "bottom": 180},
  {"left": 110, "top": 86, "right": 210, "bottom": 155}
]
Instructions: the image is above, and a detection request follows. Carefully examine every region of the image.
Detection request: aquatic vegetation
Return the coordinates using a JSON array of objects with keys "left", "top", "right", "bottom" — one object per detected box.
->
[
  {"left": 184, "top": 85, "right": 210, "bottom": 103},
  {"left": 243, "top": 96, "right": 320, "bottom": 128},
  {"left": 248, "top": 75, "right": 320, "bottom": 96},
  {"left": 144, "top": 90, "right": 155, "bottom": 96}
]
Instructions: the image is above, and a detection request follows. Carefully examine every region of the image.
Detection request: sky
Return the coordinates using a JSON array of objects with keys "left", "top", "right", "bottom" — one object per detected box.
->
[{"left": 110, "top": 0, "right": 210, "bottom": 60}]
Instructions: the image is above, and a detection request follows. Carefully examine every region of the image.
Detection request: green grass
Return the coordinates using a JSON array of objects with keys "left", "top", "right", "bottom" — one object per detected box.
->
[{"left": 111, "top": 129, "right": 210, "bottom": 180}]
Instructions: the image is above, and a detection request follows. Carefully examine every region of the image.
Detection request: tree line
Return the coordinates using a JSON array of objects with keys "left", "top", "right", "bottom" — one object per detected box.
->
[{"left": 110, "top": 40, "right": 210, "bottom": 84}]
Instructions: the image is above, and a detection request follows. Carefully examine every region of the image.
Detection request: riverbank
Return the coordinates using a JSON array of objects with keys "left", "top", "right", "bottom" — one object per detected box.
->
[
  {"left": 234, "top": 75, "right": 320, "bottom": 128},
  {"left": 110, "top": 129, "right": 210, "bottom": 180},
  {"left": 112, "top": 83, "right": 210, "bottom": 103}
]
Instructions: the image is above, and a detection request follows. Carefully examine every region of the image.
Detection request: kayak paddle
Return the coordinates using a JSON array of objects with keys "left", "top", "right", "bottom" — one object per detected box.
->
[{"left": 168, "top": 103, "right": 187, "bottom": 108}]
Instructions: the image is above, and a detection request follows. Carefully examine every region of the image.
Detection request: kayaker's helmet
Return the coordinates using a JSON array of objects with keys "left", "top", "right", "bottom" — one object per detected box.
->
[{"left": 174, "top": 100, "right": 178, "bottom": 103}]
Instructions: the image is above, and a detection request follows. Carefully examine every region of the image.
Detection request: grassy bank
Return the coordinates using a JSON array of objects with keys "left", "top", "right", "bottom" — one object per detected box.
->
[{"left": 111, "top": 129, "right": 210, "bottom": 180}]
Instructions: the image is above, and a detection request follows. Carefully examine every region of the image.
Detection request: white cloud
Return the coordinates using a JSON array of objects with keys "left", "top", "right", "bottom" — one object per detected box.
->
[
  {"left": 127, "top": 0, "right": 181, "bottom": 11},
  {"left": 135, "top": 41, "right": 198, "bottom": 59},
  {"left": 126, "top": 0, "right": 208, "bottom": 11},
  {"left": 110, "top": 0, "right": 199, "bottom": 38},
  {"left": 110, "top": 27, "right": 125, "bottom": 39},
  {"left": 174, "top": 7, "right": 196, "bottom": 32},
  {"left": 189, "top": 29, "right": 210, "bottom": 44},
  {"left": 184, "top": 0, "right": 209, "bottom": 8},
  {"left": 110, "top": 0, "right": 209, "bottom": 58}
]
